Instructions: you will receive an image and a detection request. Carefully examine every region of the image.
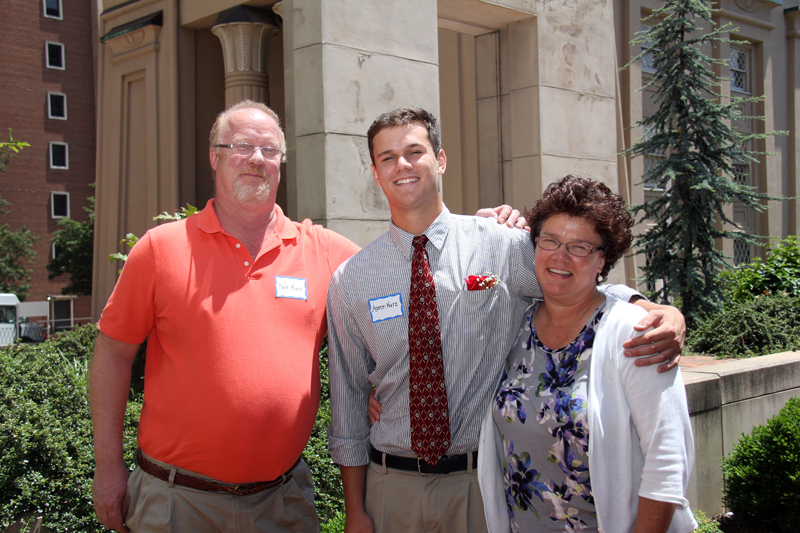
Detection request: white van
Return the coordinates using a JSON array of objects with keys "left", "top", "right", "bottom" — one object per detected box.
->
[{"left": 0, "top": 293, "right": 20, "bottom": 347}]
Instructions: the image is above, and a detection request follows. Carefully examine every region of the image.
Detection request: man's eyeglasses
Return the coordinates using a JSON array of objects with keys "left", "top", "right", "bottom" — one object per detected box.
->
[
  {"left": 216, "top": 143, "right": 284, "bottom": 160},
  {"left": 535, "top": 236, "right": 603, "bottom": 257}
]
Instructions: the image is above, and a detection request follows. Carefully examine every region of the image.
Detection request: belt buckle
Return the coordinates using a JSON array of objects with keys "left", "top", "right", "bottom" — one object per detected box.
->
[{"left": 417, "top": 457, "right": 425, "bottom": 475}]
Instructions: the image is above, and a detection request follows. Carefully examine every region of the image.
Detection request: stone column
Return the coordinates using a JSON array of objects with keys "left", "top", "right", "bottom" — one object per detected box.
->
[
  {"left": 282, "top": 0, "right": 440, "bottom": 247},
  {"left": 212, "top": 7, "right": 279, "bottom": 107},
  {"left": 788, "top": 9, "right": 800, "bottom": 235}
]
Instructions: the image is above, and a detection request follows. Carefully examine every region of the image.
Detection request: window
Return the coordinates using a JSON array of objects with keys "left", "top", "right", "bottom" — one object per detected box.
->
[
  {"left": 43, "top": 0, "right": 62, "bottom": 19},
  {"left": 730, "top": 47, "right": 749, "bottom": 94},
  {"left": 732, "top": 159, "right": 750, "bottom": 186},
  {"left": 52, "top": 242, "right": 63, "bottom": 259},
  {"left": 51, "top": 191, "right": 70, "bottom": 218},
  {"left": 49, "top": 143, "right": 68, "bottom": 169},
  {"left": 642, "top": 124, "right": 666, "bottom": 191},
  {"left": 48, "top": 92, "right": 67, "bottom": 119},
  {"left": 733, "top": 238, "right": 752, "bottom": 266},
  {"left": 640, "top": 24, "right": 659, "bottom": 74},
  {"left": 45, "top": 42, "right": 65, "bottom": 69}
]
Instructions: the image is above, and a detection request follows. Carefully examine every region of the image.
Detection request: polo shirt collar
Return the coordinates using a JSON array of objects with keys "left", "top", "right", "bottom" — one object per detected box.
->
[
  {"left": 389, "top": 204, "right": 451, "bottom": 260},
  {"left": 196, "top": 199, "right": 300, "bottom": 242}
]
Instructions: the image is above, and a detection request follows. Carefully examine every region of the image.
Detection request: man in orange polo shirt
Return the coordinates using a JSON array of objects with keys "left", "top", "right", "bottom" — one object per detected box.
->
[{"left": 89, "top": 100, "right": 361, "bottom": 532}]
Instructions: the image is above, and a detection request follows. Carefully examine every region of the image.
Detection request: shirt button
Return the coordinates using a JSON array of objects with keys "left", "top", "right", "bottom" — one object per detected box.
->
[
  {"left": 236, "top": 243, "right": 241, "bottom": 248},
  {"left": 244, "top": 261, "right": 250, "bottom": 266}
]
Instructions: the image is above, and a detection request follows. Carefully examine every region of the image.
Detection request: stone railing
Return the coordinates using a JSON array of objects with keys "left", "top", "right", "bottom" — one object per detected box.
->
[{"left": 682, "top": 351, "right": 800, "bottom": 514}]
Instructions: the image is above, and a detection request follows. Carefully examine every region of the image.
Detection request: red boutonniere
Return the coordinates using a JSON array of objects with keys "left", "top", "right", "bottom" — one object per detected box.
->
[{"left": 464, "top": 273, "right": 501, "bottom": 291}]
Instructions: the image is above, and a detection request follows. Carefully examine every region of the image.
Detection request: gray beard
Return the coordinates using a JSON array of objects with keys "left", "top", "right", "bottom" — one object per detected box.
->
[{"left": 233, "top": 178, "right": 271, "bottom": 204}]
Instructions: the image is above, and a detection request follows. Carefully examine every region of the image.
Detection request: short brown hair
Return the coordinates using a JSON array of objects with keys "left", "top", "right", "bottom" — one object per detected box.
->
[
  {"left": 367, "top": 108, "right": 441, "bottom": 165},
  {"left": 209, "top": 100, "right": 287, "bottom": 163},
  {"left": 523, "top": 175, "right": 634, "bottom": 282}
]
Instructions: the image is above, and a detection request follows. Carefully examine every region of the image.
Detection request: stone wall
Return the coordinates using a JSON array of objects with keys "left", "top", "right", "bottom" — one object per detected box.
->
[{"left": 683, "top": 352, "right": 800, "bottom": 515}]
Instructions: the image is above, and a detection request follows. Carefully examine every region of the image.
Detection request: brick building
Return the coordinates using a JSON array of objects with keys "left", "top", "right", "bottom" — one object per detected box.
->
[{"left": 0, "top": 0, "right": 97, "bottom": 328}]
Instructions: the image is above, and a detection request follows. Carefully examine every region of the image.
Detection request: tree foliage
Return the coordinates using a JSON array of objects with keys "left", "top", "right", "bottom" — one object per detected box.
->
[
  {"left": 0, "top": 128, "right": 29, "bottom": 173},
  {"left": 0, "top": 197, "right": 37, "bottom": 301},
  {"left": 0, "top": 131, "right": 36, "bottom": 301},
  {"left": 623, "top": 0, "right": 784, "bottom": 324},
  {"left": 719, "top": 236, "right": 800, "bottom": 303},
  {"left": 108, "top": 204, "right": 198, "bottom": 265},
  {"left": 47, "top": 196, "right": 95, "bottom": 296}
]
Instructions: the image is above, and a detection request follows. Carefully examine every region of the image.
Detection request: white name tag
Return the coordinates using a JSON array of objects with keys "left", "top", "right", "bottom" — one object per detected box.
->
[
  {"left": 369, "top": 294, "right": 404, "bottom": 323},
  {"left": 275, "top": 276, "right": 308, "bottom": 300}
]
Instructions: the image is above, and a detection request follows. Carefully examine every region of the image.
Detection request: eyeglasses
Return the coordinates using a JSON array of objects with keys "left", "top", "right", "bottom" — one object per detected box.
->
[
  {"left": 216, "top": 143, "right": 284, "bottom": 160},
  {"left": 535, "top": 236, "right": 603, "bottom": 257}
]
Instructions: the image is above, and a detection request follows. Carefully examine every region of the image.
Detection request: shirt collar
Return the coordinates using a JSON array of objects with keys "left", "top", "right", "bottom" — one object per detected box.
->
[
  {"left": 389, "top": 204, "right": 451, "bottom": 260},
  {"left": 196, "top": 199, "right": 300, "bottom": 241}
]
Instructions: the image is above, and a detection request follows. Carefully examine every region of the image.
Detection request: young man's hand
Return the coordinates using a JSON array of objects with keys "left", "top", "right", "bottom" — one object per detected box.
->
[
  {"left": 475, "top": 205, "right": 529, "bottom": 230},
  {"left": 625, "top": 302, "right": 685, "bottom": 372}
]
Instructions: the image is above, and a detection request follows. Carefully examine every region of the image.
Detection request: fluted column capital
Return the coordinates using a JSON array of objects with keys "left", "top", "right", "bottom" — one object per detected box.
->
[
  {"left": 212, "top": 6, "right": 280, "bottom": 107},
  {"left": 211, "top": 22, "right": 279, "bottom": 75}
]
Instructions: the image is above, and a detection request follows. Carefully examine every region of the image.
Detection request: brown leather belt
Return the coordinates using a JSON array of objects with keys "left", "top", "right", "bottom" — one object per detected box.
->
[{"left": 136, "top": 449, "right": 299, "bottom": 496}]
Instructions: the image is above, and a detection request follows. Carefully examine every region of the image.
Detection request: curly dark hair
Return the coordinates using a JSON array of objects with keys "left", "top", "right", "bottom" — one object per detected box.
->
[{"left": 523, "top": 175, "right": 634, "bottom": 282}]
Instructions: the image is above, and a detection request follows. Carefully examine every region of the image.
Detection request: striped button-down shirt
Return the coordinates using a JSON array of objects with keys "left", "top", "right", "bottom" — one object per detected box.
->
[{"left": 327, "top": 206, "right": 638, "bottom": 467}]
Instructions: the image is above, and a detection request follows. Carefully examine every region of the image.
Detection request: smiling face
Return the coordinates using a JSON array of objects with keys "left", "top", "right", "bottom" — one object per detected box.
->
[
  {"left": 535, "top": 213, "right": 606, "bottom": 305},
  {"left": 209, "top": 108, "right": 283, "bottom": 208},
  {"left": 370, "top": 123, "right": 446, "bottom": 234}
]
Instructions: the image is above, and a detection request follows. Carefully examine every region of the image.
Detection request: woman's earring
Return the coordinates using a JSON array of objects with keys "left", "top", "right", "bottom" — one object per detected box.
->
[{"left": 597, "top": 273, "right": 603, "bottom": 283}]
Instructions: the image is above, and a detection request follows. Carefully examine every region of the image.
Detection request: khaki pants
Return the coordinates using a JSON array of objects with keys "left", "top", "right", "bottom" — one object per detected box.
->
[
  {"left": 365, "top": 457, "right": 488, "bottom": 533},
  {"left": 125, "top": 454, "right": 319, "bottom": 533}
]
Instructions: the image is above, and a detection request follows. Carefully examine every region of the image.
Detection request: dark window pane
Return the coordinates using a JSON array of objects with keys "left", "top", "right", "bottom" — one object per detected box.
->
[
  {"left": 52, "top": 193, "right": 68, "bottom": 217},
  {"left": 47, "top": 43, "right": 63, "bottom": 68},
  {"left": 50, "top": 94, "right": 66, "bottom": 118},
  {"left": 51, "top": 144, "right": 67, "bottom": 168},
  {"left": 45, "top": 0, "right": 61, "bottom": 17}
]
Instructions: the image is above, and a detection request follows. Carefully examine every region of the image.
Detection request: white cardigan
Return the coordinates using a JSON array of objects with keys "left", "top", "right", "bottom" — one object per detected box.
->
[{"left": 478, "top": 295, "right": 697, "bottom": 533}]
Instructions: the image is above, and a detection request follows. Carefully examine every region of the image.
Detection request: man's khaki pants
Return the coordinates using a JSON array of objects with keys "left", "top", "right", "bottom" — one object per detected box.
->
[
  {"left": 365, "top": 456, "right": 488, "bottom": 533},
  {"left": 124, "top": 455, "right": 319, "bottom": 533}
]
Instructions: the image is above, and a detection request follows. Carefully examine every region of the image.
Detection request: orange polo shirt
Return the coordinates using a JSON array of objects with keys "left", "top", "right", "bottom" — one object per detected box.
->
[{"left": 99, "top": 200, "right": 360, "bottom": 483}]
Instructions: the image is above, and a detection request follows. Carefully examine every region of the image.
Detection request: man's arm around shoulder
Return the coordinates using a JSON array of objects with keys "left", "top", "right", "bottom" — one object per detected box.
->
[
  {"left": 89, "top": 332, "right": 140, "bottom": 533},
  {"left": 627, "top": 298, "right": 685, "bottom": 372}
]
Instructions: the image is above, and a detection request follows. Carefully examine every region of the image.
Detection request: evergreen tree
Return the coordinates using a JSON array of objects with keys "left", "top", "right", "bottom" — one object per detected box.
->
[
  {"left": 624, "top": 0, "right": 783, "bottom": 325},
  {"left": 47, "top": 196, "right": 95, "bottom": 296}
]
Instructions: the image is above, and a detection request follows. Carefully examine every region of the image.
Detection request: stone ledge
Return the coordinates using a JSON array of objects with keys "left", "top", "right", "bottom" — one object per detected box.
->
[
  {"left": 683, "top": 371, "right": 721, "bottom": 414},
  {"left": 683, "top": 351, "right": 800, "bottom": 405}
]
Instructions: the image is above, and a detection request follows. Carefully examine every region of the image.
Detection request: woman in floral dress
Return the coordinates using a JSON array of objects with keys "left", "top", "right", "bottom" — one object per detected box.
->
[{"left": 478, "top": 175, "right": 696, "bottom": 533}]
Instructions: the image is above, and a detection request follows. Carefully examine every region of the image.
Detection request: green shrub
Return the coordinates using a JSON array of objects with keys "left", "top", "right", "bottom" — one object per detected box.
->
[
  {"left": 720, "top": 236, "right": 800, "bottom": 303},
  {"left": 722, "top": 397, "right": 800, "bottom": 533},
  {"left": 320, "top": 510, "right": 346, "bottom": 533},
  {"left": 304, "top": 342, "right": 345, "bottom": 522},
  {"left": 693, "top": 509, "right": 723, "bottom": 533},
  {"left": 687, "top": 292, "right": 800, "bottom": 358},
  {"left": 0, "top": 325, "right": 142, "bottom": 532}
]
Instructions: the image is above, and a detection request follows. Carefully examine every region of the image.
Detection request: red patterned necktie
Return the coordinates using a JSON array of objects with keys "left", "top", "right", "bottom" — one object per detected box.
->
[{"left": 408, "top": 235, "right": 451, "bottom": 466}]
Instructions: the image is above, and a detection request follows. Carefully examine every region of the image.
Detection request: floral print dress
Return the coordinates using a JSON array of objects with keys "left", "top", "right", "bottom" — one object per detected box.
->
[{"left": 493, "top": 302, "right": 605, "bottom": 532}]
